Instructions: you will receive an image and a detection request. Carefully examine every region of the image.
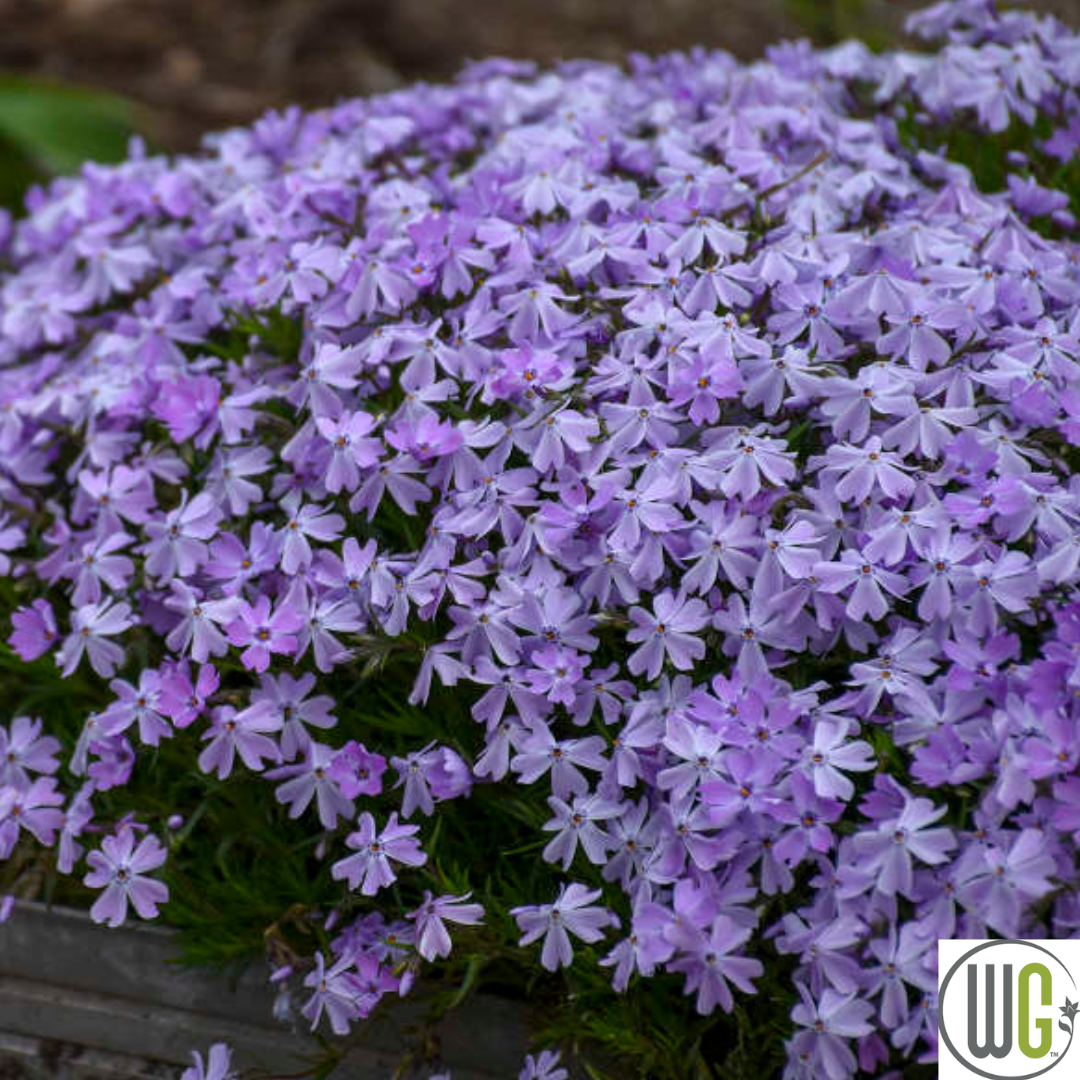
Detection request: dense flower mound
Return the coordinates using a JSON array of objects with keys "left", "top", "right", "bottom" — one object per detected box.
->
[{"left": 2, "top": 0, "right": 1080, "bottom": 1076}]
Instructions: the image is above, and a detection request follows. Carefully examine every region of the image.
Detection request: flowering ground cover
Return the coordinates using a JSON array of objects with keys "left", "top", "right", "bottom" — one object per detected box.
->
[{"left": 2, "top": 1, "right": 1080, "bottom": 1077}]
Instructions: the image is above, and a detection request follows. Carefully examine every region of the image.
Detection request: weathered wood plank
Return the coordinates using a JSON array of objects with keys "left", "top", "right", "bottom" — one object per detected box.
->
[{"left": 0, "top": 902, "right": 531, "bottom": 1080}]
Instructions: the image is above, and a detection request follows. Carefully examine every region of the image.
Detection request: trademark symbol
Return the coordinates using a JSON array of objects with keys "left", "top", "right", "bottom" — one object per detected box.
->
[{"left": 1051, "top": 1052, "right": 1059, "bottom": 1057}]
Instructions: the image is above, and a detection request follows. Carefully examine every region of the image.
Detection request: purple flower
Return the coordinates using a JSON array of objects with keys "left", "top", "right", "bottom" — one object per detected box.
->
[
  {"left": 790, "top": 985, "right": 875, "bottom": 1080},
  {"left": 956, "top": 828, "right": 1057, "bottom": 936},
  {"left": 277, "top": 492, "right": 345, "bottom": 575},
  {"left": 511, "top": 883, "right": 617, "bottom": 971},
  {"left": 158, "top": 662, "right": 219, "bottom": 729},
  {"left": 813, "top": 550, "right": 910, "bottom": 622},
  {"left": 390, "top": 743, "right": 472, "bottom": 817},
  {"left": 67, "top": 530, "right": 134, "bottom": 606},
  {"left": 407, "top": 891, "right": 485, "bottom": 960},
  {"left": 8, "top": 599, "right": 58, "bottom": 661},
  {"left": 143, "top": 491, "right": 222, "bottom": 581},
  {"left": 331, "top": 811, "right": 427, "bottom": 895},
  {"left": 818, "top": 437, "right": 914, "bottom": 504},
  {"left": 666, "top": 914, "right": 764, "bottom": 1015},
  {"left": 328, "top": 741, "right": 387, "bottom": 798},
  {"left": 517, "top": 1051, "right": 568, "bottom": 1080},
  {"left": 386, "top": 414, "right": 463, "bottom": 462},
  {"left": 0, "top": 777, "right": 64, "bottom": 858},
  {"left": 197, "top": 705, "right": 282, "bottom": 780},
  {"left": 542, "top": 792, "right": 625, "bottom": 870},
  {"left": 163, "top": 582, "right": 236, "bottom": 663},
  {"left": 99, "top": 671, "right": 172, "bottom": 747},
  {"left": 267, "top": 741, "right": 354, "bottom": 829},
  {"left": 241, "top": 671, "right": 337, "bottom": 760},
  {"left": 850, "top": 790, "right": 956, "bottom": 898},
  {"left": 800, "top": 717, "right": 876, "bottom": 802},
  {"left": 57, "top": 600, "right": 134, "bottom": 678},
  {"left": 83, "top": 829, "right": 169, "bottom": 927},
  {"left": 181, "top": 1044, "right": 234, "bottom": 1080},
  {"left": 301, "top": 951, "right": 363, "bottom": 1035},
  {"left": 315, "top": 411, "right": 381, "bottom": 495},
  {"left": 511, "top": 724, "right": 608, "bottom": 800},
  {"left": 667, "top": 355, "right": 742, "bottom": 425},
  {"left": 627, "top": 591, "right": 709, "bottom": 679},
  {"left": 224, "top": 595, "right": 302, "bottom": 673},
  {"left": 0, "top": 716, "right": 60, "bottom": 790}
]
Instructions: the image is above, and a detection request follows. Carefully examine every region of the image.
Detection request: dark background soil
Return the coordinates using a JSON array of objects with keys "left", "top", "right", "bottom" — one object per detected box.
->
[{"left": 0, "top": 0, "right": 1078, "bottom": 151}]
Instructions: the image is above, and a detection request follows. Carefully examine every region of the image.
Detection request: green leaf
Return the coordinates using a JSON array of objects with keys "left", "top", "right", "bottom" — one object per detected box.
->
[{"left": 0, "top": 74, "right": 141, "bottom": 193}]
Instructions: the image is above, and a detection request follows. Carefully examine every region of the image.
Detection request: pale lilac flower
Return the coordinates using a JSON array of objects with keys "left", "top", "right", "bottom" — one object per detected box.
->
[
  {"left": 511, "top": 883, "right": 617, "bottom": 971},
  {"left": 58, "top": 600, "right": 134, "bottom": 678},
  {"left": 850, "top": 792, "right": 956, "bottom": 898},
  {"left": 0, "top": 716, "right": 60, "bottom": 789},
  {"left": 143, "top": 492, "right": 222, "bottom": 581},
  {"left": 181, "top": 1044, "right": 234, "bottom": 1080},
  {"left": 407, "top": 891, "right": 485, "bottom": 960},
  {"left": 268, "top": 742, "right": 354, "bottom": 829},
  {"left": 331, "top": 811, "right": 427, "bottom": 895},
  {"left": 8, "top": 599, "right": 58, "bottom": 661},
  {"left": 542, "top": 792, "right": 625, "bottom": 870},
  {"left": 301, "top": 952, "right": 362, "bottom": 1035},
  {"left": 224, "top": 595, "right": 302, "bottom": 673},
  {"left": 627, "top": 591, "right": 709, "bottom": 679},
  {"left": 198, "top": 705, "right": 282, "bottom": 779},
  {"left": 801, "top": 718, "right": 876, "bottom": 801},
  {"left": 83, "top": 829, "right": 169, "bottom": 927}
]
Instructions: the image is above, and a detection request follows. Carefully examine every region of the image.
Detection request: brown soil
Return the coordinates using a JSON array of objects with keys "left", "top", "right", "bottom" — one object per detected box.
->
[{"left": 0, "top": 0, "right": 1078, "bottom": 152}]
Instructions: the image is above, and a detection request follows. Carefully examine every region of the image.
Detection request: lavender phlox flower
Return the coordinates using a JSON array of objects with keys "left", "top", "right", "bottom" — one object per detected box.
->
[
  {"left": 241, "top": 672, "right": 337, "bottom": 761},
  {"left": 627, "top": 590, "right": 709, "bottom": 679},
  {"left": 817, "top": 437, "right": 915, "bottom": 504},
  {"left": 181, "top": 1043, "right": 234, "bottom": 1080},
  {"left": 301, "top": 951, "right": 363, "bottom": 1035},
  {"left": 391, "top": 743, "right": 472, "bottom": 817},
  {"left": 955, "top": 827, "right": 1057, "bottom": 936},
  {"left": 666, "top": 914, "right": 764, "bottom": 1015},
  {"left": 813, "top": 548, "right": 910, "bottom": 622},
  {"left": 0, "top": 716, "right": 60, "bottom": 790},
  {"left": 57, "top": 600, "right": 134, "bottom": 678},
  {"left": 158, "top": 662, "right": 219, "bottom": 729},
  {"left": 331, "top": 811, "right": 427, "bottom": 895},
  {"left": 267, "top": 741, "right": 354, "bottom": 829},
  {"left": 682, "top": 500, "right": 760, "bottom": 594},
  {"left": 99, "top": 671, "right": 172, "bottom": 747},
  {"left": 864, "top": 925, "right": 937, "bottom": 1030},
  {"left": 7, "top": 599, "right": 58, "bottom": 661},
  {"left": 0, "top": 776, "right": 64, "bottom": 858},
  {"left": 511, "top": 883, "right": 617, "bottom": 971},
  {"left": 517, "top": 1050, "right": 569, "bottom": 1080},
  {"left": 790, "top": 984, "right": 876, "bottom": 1080},
  {"left": 66, "top": 530, "right": 134, "bottom": 606},
  {"left": 800, "top": 716, "right": 876, "bottom": 802},
  {"left": 850, "top": 788, "right": 955, "bottom": 898},
  {"left": 278, "top": 490, "right": 345, "bottom": 574},
  {"left": 510, "top": 722, "right": 608, "bottom": 800},
  {"left": 224, "top": 595, "right": 302, "bottom": 673},
  {"left": 198, "top": 704, "right": 282, "bottom": 780},
  {"left": 83, "top": 828, "right": 169, "bottom": 927},
  {"left": 143, "top": 491, "right": 222, "bottom": 581},
  {"left": 407, "top": 891, "right": 485, "bottom": 960},
  {"left": 163, "top": 581, "right": 237, "bottom": 662},
  {"left": 542, "top": 791, "right": 625, "bottom": 870}
]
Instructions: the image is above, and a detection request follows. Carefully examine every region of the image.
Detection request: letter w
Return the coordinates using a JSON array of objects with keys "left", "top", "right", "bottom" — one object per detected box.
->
[{"left": 968, "top": 964, "right": 1013, "bottom": 1059}]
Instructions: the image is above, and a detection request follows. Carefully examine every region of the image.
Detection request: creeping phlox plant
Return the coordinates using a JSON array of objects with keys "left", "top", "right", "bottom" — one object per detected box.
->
[{"left": 2, "top": 1, "right": 1080, "bottom": 1077}]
